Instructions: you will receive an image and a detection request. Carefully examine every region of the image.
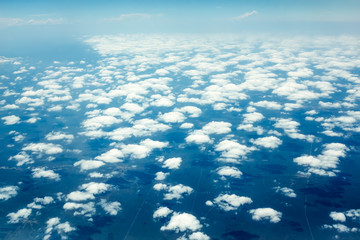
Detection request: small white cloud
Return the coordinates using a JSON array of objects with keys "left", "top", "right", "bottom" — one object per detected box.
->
[
  {"left": 249, "top": 208, "right": 282, "bottom": 223},
  {"left": 7, "top": 208, "right": 32, "bottom": 223},
  {"left": 251, "top": 136, "right": 282, "bottom": 149},
  {"left": 330, "top": 212, "right": 346, "bottom": 222},
  {"left": 44, "top": 217, "right": 75, "bottom": 240},
  {"left": 2, "top": 115, "right": 20, "bottom": 125},
  {"left": 215, "top": 140, "right": 253, "bottom": 162},
  {"left": 66, "top": 191, "right": 95, "bottom": 201},
  {"left": 202, "top": 121, "right": 232, "bottom": 135},
  {"left": 9, "top": 151, "right": 33, "bottom": 166},
  {"left": 95, "top": 149, "right": 123, "bottom": 163},
  {"left": 180, "top": 123, "right": 194, "bottom": 129},
  {"left": 74, "top": 160, "right": 105, "bottom": 171},
  {"left": 45, "top": 132, "right": 74, "bottom": 143},
  {"left": 80, "top": 182, "right": 110, "bottom": 194},
  {"left": 185, "top": 131, "right": 212, "bottom": 145},
  {"left": 159, "top": 111, "right": 186, "bottom": 123},
  {"left": 0, "top": 185, "right": 19, "bottom": 200},
  {"left": 161, "top": 212, "right": 202, "bottom": 232},
  {"left": 32, "top": 167, "right": 60, "bottom": 181},
  {"left": 274, "top": 187, "right": 296, "bottom": 198},
  {"left": 63, "top": 202, "right": 96, "bottom": 216},
  {"left": 163, "top": 157, "right": 182, "bottom": 170},
  {"left": 153, "top": 206, "right": 173, "bottom": 218},
  {"left": 155, "top": 171, "right": 169, "bottom": 181},
  {"left": 22, "top": 143, "right": 63, "bottom": 155},
  {"left": 188, "top": 232, "right": 210, "bottom": 240},
  {"left": 251, "top": 101, "right": 281, "bottom": 110},
  {"left": 217, "top": 166, "right": 242, "bottom": 178},
  {"left": 213, "top": 194, "right": 252, "bottom": 211},
  {"left": 99, "top": 199, "right": 121, "bottom": 215},
  {"left": 164, "top": 184, "right": 193, "bottom": 200}
]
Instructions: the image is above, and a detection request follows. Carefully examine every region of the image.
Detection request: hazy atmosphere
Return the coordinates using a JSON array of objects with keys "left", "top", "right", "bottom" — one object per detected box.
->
[{"left": 1, "top": 1, "right": 360, "bottom": 240}]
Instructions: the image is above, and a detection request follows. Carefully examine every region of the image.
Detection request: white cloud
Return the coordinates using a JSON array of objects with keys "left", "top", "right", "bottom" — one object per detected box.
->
[
  {"left": 44, "top": 217, "right": 75, "bottom": 240},
  {"left": 251, "top": 101, "right": 282, "bottom": 110},
  {"left": 153, "top": 206, "right": 173, "bottom": 218},
  {"left": 231, "top": 10, "right": 258, "bottom": 20},
  {"left": 217, "top": 166, "right": 243, "bottom": 178},
  {"left": 155, "top": 171, "right": 169, "bottom": 181},
  {"left": 74, "top": 160, "right": 105, "bottom": 171},
  {"left": 2, "top": 115, "right": 20, "bottom": 125},
  {"left": 249, "top": 208, "right": 282, "bottom": 223},
  {"left": 178, "top": 106, "right": 202, "bottom": 118},
  {"left": 180, "top": 123, "right": 194, "bottom": 129},
  {"left": 22, "top": 143, "right": 63, "bottom": 155},
  {"left": 161, "top": 212, "right": 202, "bottom": 232},
  {"left": 102, "top": 13, "right": 157, "bottom": 22},
  {"left": 330, "top": 212, "right": 346, "bottom": 222},
  {"left": 213, "top": 194, "right": 252, "bottom": 211},
  {"left": 294, "top": 143, "right": 348, "bottom": 176},
  {"left": 202, "top": 121, "right": 232, "bottom": 135},
  {"left": 32, "top": 167, "right": 60, "bottom": 181},
  {"left": 215, "top": 140, "right": 253, "bottom": 162},
  {"left": 45, "top": 132, "right": 74, "bottom": 143},
  {"left": 163, "top": 157, "right": 182, "bottom": 170},
  {"left": 66, "top": 191, "right": 95, "bottom": 201},
  {"left": 164, "top": 184, "right": 193, "bottom": 200},
  {"left": 153, "top": 183, "right": 168, "bottom": 191},
  {"left": 80, "top": 182, "right": 111, "bottom": 194},
  {"left": 9, "top": 151, "right": 33, "bottom": 166},
  {"left": 82, "top": 115, "right": 122, "bottom": 130},
  {"left": 188, "top": 232, "right": 210, "bottom": 240},
  {"left": 121, "top": 139, "right": 168, "bottom": 159},
  {"left": 0, "top": 186, "right": 19, "bottom": 200},
  {"left": 274, "top": 118, "right": 314, "bottom": 142},
  {"left": 95, "top": 149, "right": 124, "bottom": 163},
  {"left": 99, "top": 199, "right": 121, "bottom": 215},
  {"left": 274, "top": 187, "right": 296, "bottom": 198},
  {"left": 251, "top": 136, "right": 282, "bottom": 149},
  {"left": 159, "top": 111, "right": 186, "bottom": 123},
  {"left": 243, "top": 112, "right": 264, "bottom": 123},
  {"left": 185, "top": 130, "right": 212, "bottom": 145},
  {"left": 7, "top": 208, "right": 32, "bottom": 223},
  {"left": 63, "top": 202, "right": 96, "bottom": 217}
]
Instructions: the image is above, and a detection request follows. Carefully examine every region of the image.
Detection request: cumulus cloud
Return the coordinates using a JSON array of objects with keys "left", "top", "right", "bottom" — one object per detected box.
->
[
  {"left": 249, "top": 208, "right": 282, "bottom": 223},
  {"left": 44, "top": 217, "right": 75, "bottom": 240},
  {"left": 202, "top": 121, "right": 232, "bottom": 135},
  {"left": 22, "top": 143, "right": 63, "bottom": 155},
  {"left": 231, "top": 10, "right": 258, "bottom": 20},
  {"left": 274, "top": 186, "right": 296, "bottom": 198},
  {"left": 215, "top": 140, "right": 253, "bottom": 162},
  {"left": 251, "top": 136, "right": 282, "bottom": 149},
  {"left": 330, "top": 211, "right": 346, "bottom": 222},
  {"left": 153, "top": 206, "right": 173, "bottom": 218},
  {"left": 121, "top": 139, "right": 168, "bottom": 159},
  {"left": 243, "top": 112, "right": 264, "bottom": 123},
  {"left": 217, "top": 166, "right": 243, "bottom": 178},
  {"left": 63, "top": 202, "right": 96, "bottom": 217},
  {"left": 32, "top": 167, "right": 60, "bottom": 181},
  {"left": 213, "top": 194, "right": 252, "bottom": 211},
  {"left": 80, "top": 182, "right": 111, "bottom": 194},
  {"left": 274, "top": 118, "right": 314, "bottom": 142},
  {"left": 7, "top": 208, "right": 32, "bottom": 223},
  {"left": 294, "top": 143, "right": 348, "bottom": 176},
  {"left": 66, "top": 191, "right": 95, "bottom": 202},
  {"left": 159, "top": 111, "right": 186, "bottom": 123},
  {"left": 161, "top": 212, "right": 202, "bottom": 232},
  {"left": 9, "top": 151, "right": 33, "bottom": 166},
  {"left": 95, "top": 149, "right": 124, "bottom": 163},
  {"left": 45, "top": 131, "right": 74, "bottom": 143},
  {"left": 0, "top": 185, "right": 19, "bottom": 200},
  {"left": 99, "top": 199, "right": 121, "bottom": 215},
  {"left": 185, "top": 130, "right": 212, "bottom": 145},
  {"left": 251, "top": 101, "right": 282, "bottom": 110},
  {"left": 163, "top": 157, "right": 182, "bottom": 169},
  {"left": 164, "top": 184, "right": 193, "bottom": 200},
  {"left": 155, "top": 171, "right": 169, "bottom": 181},
  {"left": 74, "top": 160, "right": 105, "bottom": 171},
  {"left": 2, "top": 115, "right": 20, "bottom": 125}
]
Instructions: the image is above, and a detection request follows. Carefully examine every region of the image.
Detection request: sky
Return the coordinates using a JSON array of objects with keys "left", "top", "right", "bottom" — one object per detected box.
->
[{"left": 1, "top": 0, "right": 360, "bottom": 35}]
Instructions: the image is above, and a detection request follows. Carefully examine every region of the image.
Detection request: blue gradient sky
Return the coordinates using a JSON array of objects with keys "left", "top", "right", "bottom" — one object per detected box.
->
[{"left": 1, "top": 0, "right": 360, "bottom": 35}]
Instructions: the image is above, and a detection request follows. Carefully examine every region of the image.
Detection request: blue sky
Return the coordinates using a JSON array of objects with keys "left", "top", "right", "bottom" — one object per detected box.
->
[{"left": 1, "top": 0, "right": 360, "bottom": 34}]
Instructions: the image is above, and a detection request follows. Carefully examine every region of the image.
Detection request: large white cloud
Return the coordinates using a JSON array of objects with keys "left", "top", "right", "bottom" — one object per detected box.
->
[
  {"left": 99, "top": 199, "right": 121, "bottom": 215},
  {"left": 215, "top": 140, "right": 253, "bottom": 162},
  {"left": 217, "top": 166, "right": 243, "bottom": 178},
  {"left": 251, "top": 136, "right": 282, "bottom": 149},
  {"left": 32, "top": 167, "right": 60, "bottom": 181},
  {"left": 163, "top": 157, "right": 182, "bottom": 169},
  {"left": 7, "top": 208, "right": 32, "bottom": 223}
]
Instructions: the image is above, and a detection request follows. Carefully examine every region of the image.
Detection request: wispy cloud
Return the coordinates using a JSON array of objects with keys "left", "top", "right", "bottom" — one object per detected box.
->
[
  {"left": 102, "top": 13, "right": 161, "bottom": 22},
  {"left": 0, "top": 17, "right": 65, "bottom": 26},
  {"left": 231, "top": 10, "right": 258, "bottom": 20}
]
